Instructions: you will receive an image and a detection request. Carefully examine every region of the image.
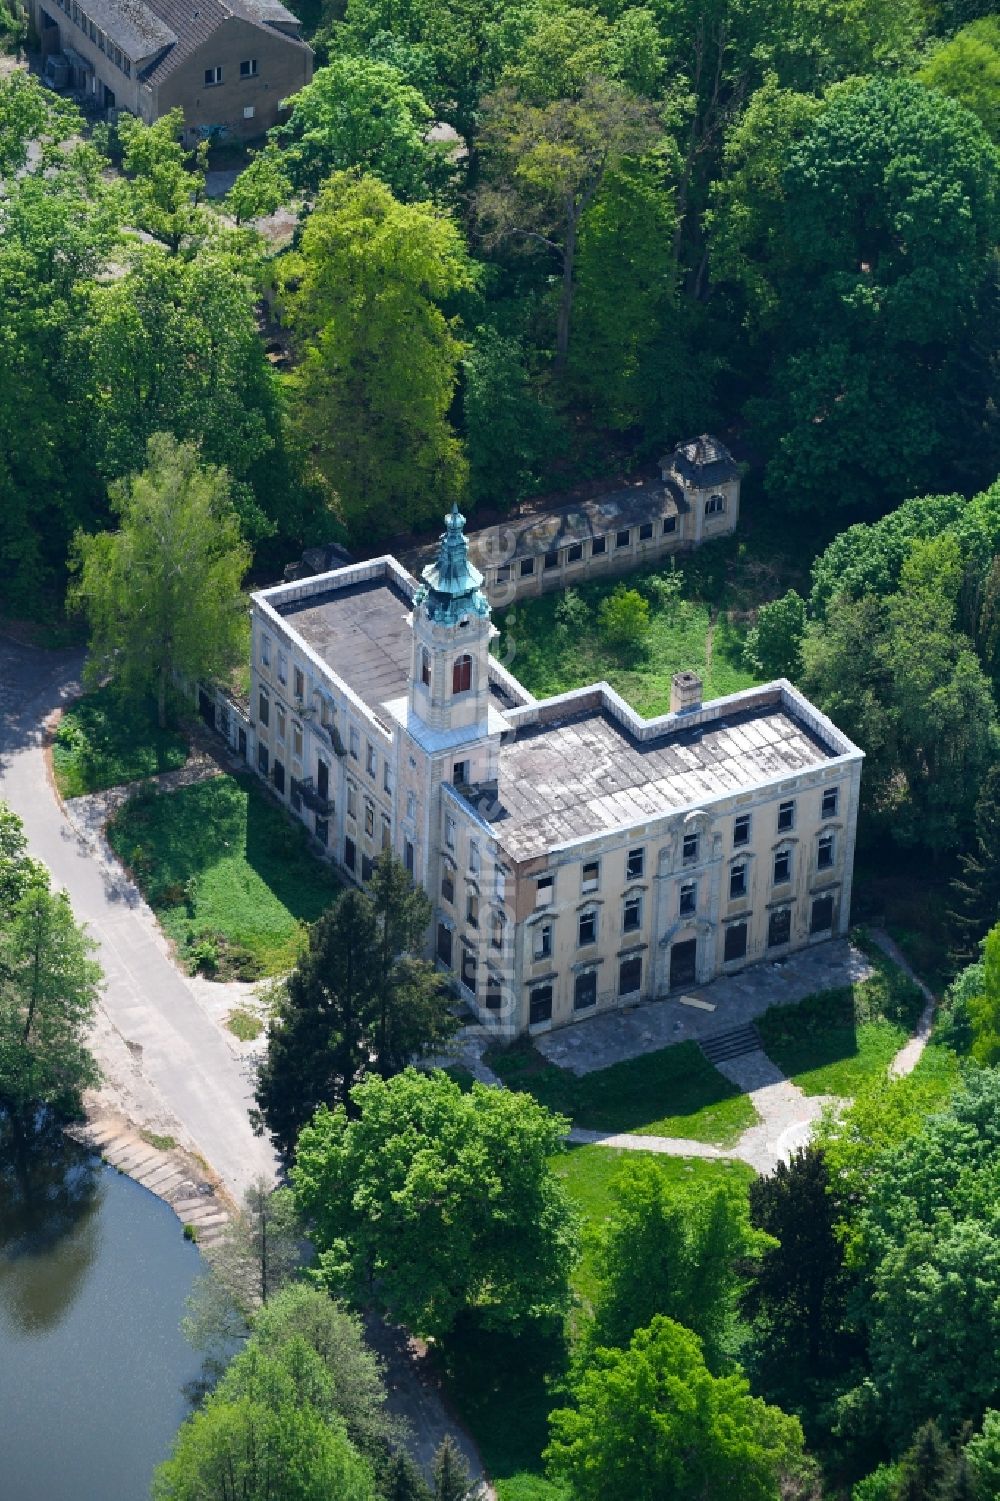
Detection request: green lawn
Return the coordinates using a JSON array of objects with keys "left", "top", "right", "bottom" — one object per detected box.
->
[
  {"left": 53, "top": 685, "right": 189, "bottom": 798},
  {"left": 756, "top": 942, "right": 926, "bottom": 1097},
  {"left": 106, "top": 773, "right": 341, "bottom": 977},
  {"left": 553, "top": 1144, "right": 754, "bottom": 1305},
  {"left": 444, "top": 1145, "right": 753, "bottom": 1501},
  {"left": 486, "top": 1037, "right": 758, "bottom": 1146},
  {"left": 493, "top": 554, "right": 760, "bottom": 713}
]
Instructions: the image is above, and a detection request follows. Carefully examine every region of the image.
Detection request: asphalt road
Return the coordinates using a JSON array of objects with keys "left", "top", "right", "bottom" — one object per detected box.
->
[{"left": 0, "top": 633, "right": 278, "bottom": 1199}]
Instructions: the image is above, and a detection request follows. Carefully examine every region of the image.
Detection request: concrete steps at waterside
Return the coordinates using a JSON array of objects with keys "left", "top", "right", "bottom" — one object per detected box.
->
[
  {"left": 699, "top": 1024, "right": 763, "bottom": 1065},
  {"left": 67, "top": 1114, "right": 231, "bottom": 1249}
]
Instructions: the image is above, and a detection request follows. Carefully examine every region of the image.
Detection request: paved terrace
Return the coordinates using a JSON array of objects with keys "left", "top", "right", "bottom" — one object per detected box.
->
[{"left": 487, "top": 698, "right": 835, "bottom": 861}]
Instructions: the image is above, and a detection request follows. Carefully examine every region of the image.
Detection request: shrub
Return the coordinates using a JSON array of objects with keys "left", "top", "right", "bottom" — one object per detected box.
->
[{"left": 598, "top": 586, "right": 650, "bottom": 653}]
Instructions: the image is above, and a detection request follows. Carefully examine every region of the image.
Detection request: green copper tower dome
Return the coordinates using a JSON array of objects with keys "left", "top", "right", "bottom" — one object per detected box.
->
[{"left": 414, "top": 503, "right": 490, "bottom": 625}]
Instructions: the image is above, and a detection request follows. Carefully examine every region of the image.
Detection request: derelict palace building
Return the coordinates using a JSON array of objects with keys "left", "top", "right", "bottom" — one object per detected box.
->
[{"left": 248, "top": 509, "right": 863, "bottom": 1038}]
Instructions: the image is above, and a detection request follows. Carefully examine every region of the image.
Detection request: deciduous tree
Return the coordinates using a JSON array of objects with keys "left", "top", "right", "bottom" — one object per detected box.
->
[
  {"left": 477, "top": 78, "right": 663, "bottom": 372},
  {"left": 117, "top": 108, "right": 209, "bottom": 255},
  {"left": 545, "top": 1315, "right": 810, "bottom": 1501},
  {"left": 70, "top": 433, "right": 251, "bottom": 728},
  {"left": 0, "top": 880, "right": 102, "bottom": 1116},
  {"left": 292, "top": 1068, "right": 579, "bottom": 1340},
  {"left": 273, "top": 57, "right": 444, "bottom": 200},
  {"left": 280, "top": 173, "right": 474, "bottom": 539}
]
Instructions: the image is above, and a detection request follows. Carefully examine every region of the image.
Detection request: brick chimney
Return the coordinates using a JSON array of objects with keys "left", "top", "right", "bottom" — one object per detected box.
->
[{"left": 670, "top": 670, "right": 703, "bottom": 714}]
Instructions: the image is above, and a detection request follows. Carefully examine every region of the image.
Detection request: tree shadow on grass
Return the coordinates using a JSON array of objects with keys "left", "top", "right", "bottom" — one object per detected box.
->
[
  {"left": 437, "top": 1313, "right": 569, "bottom": 1487},
  {"left": 486, "top": 1039, "right": 753, "bottom": 1142}
]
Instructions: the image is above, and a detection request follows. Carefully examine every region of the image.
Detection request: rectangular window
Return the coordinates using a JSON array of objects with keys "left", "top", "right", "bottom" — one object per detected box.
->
[
  {"left": 466, "top": 891, "right": 479, "bottom": 928},
  {"left": 616, "top": 528, "right": 631, "bottom": 549},
  {"left": 520, "top": 558, "right": 535, "bottom": 577},
  {"left": 290, "top": 780, "right": 302, "bottom": 813},
  {"left": 730, "top": 863, "right": 747, "bottom": 899},
  {"left": 679, "top": 882, "right": 696, "bottom": 918},
  {"left": 733, "top": 814, "right": 751, "bottom": 847},
  {"left": 566, "top": 543, "right": 583, "bottom": 563},
  {"left": 293, "top": 666, "right": 304, "bottom": 700},
  {"left": 778, "top": 800, "right": 795, "bottom": 833},
  {"left": 445, "top": 815, "right": 456, "bottom": 849},
  {"left": 421, "top": 650, "right": 432, "bottom": 687},
  {"left": 258, "top": 690, "right": 269, "bottom": 727},
  {"left": 543, "top": 551, "right": 559, "bottom": 571},
  {"left": 619, "top": 955, "right": 642, "bottom": 996},
  {"left": 768, "top": 908, "right": 791, "bottom": 948},
  {"left": 366, "top": 743, "right": 376, "bottom": 777},
  {"left": 818, "top": 833, "right": 835, "bottom": 870},
  {"left": 491, "top": 909, "right": 504, "bottom": 950},
  {"left": 453, "top": 761, "right": 469, "bottom": 787},
  {"left": 273, "top": 759, "right": 285, "bottom": 795},
  {"left": 243, "top": 106, "right": 255, "bottom": 119},
  {"left": 404, "top": 838, "right": 415, "bottom": 875},
  {"left": 485, "top": 972, "right": 502, "bottom": 1010},
  {"left": 627, "top": 847, "right": 645, "bottom": 880},
  {"left": 257, "top": 744, "right": 269, "bottom": 776},
  {"left": 204, "top": 65, "right": 223, "bottom": 85},
  {"left": 260, "top": 634, "right": 271, "bottom": 667},
  {"left": 623, "top": 895, "right": 642, "bottom": 932},
  {"left": 383, "top": 762, "right": 392, "bottom": 794},
  {"left": 461, "top": 948, "right": 477, "bottom": 991},
  {"left": 349, "top": 727, "right": 360, "bottom": 761},
  {"left": 582, "top": 860, "right": 599, "bottom": 893},
  {"left": 381, "top": 816, "right": 391, "bottom": 852},
  {"left": 533, "top": 922, "right": 552, "bottom": 960},
  {"left": 773, "top": 849, "right": 791, "bottom": 884},
  {"left": 639, "top": 522, "right": 654, "bottom": 541},
  {"left": 347, "top": 783, "right": 357, "bottom": 820},
  {"left": 495, "top": 564, "right": 511, "bottom": 583},
  {"left": 240, "top": 57, "right": 257, "bottom": 76},
  {"left": 311, "top": 815, "right": 327, "bottom": 848},
  {"left": 529, "top": 985, "right": 553, "bottom": 1026},
  {"left": 361, "top": 854, "right": 374, "bottom": 883},
  {"left": 436, "top": 922, "right": 452, "bottom": 966},
  {"left": 663, "top": 515, "right": 677, "bottom": 534},
  {"left": 682, "top": 832, "right": 699, "bottom": 862},
  {"left": 578, "top": 911, "right": 597, "bottom": 946},
  {"left": 705, "top": 494, "right": 726, "bottom": 515},
  {"left": 811, "top": 895, "right": 835, "bottom": 934},
  {"left": 724, "top": 922, "right": 748, "bottom": 962},
  {"left": 406, "top": 790, "right": 417, "bottom": 821},
  {"left": 574, "top": 971, "right": 597, "bottom": 1010},
  {"left": 365, "top": 801, "right": 375, "bottom": 837},
  {"left": 495, "top": 867, "right": 505, "bottom": 900},
  {"left": 277, "top": 652, "right": 287, "bottom": 686},
  {"left": 469, "top": 842, "right": 480, "bottom": 874},
  {"left": 822, "top": 786, "right": 839, "bottom": 819},
  {"left": 535, "top": 874, "right": 553, "bottom": 907},
  {"left": 591, "top": 536, "right": 607, "bottom": 556},
  {"left": 292, "top": 722, "right": 303, "bottom": 760},
  {"left": 276, "top": 706, "right": 286, "bottom": 743}
]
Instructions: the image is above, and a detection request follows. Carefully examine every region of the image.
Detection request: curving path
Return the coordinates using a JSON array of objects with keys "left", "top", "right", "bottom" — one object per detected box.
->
[{"left": 0, "top": 633, "right": 278, "bottom": 1199}]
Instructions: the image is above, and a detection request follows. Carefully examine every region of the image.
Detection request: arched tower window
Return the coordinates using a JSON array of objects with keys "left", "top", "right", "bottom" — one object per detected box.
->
[
  {"left": 452, "top": 654, "right": 472, "bottom": 695},
  {"left": 421, "top": 648, "right": 431, "bottom": 687}
]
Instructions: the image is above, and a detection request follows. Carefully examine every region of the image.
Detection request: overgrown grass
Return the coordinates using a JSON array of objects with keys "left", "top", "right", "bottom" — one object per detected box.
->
[
  {"left": 106, "top": 773, "right": 340, "bottom": 977},
  {"left": 494, "top": 554, "right": 760, "bottom": 713},
  {"left": 485, "top": 1037, "right": 758, "bottom": 1146},
  {"left": 226, "top": 1008, "right": 263, "bottom": 1041},
  {"left": 53, "top": 685, "right": 188, "bottom": 798},
  {"left": 756, "top": 943, "right": 925, "bottom": 1097}
]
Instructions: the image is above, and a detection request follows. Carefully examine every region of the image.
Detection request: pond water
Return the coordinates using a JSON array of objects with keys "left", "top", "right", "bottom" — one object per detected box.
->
[{"left": 0, "top": 1115, "right": 206, "bottom": 1501}]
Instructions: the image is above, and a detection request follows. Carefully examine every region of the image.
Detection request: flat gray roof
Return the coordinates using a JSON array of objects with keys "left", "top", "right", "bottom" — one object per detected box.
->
[
  {"left": 485, "top": 705, "right": 834, "bottom": 861},
  {"left": 276, "top": 578, "right": 413, "bottom": 718}
]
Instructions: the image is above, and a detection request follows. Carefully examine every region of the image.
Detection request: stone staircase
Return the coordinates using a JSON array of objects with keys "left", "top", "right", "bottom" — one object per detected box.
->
[{"left": 699, "top": 1023, "right": 763, "bottom": 1065}]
